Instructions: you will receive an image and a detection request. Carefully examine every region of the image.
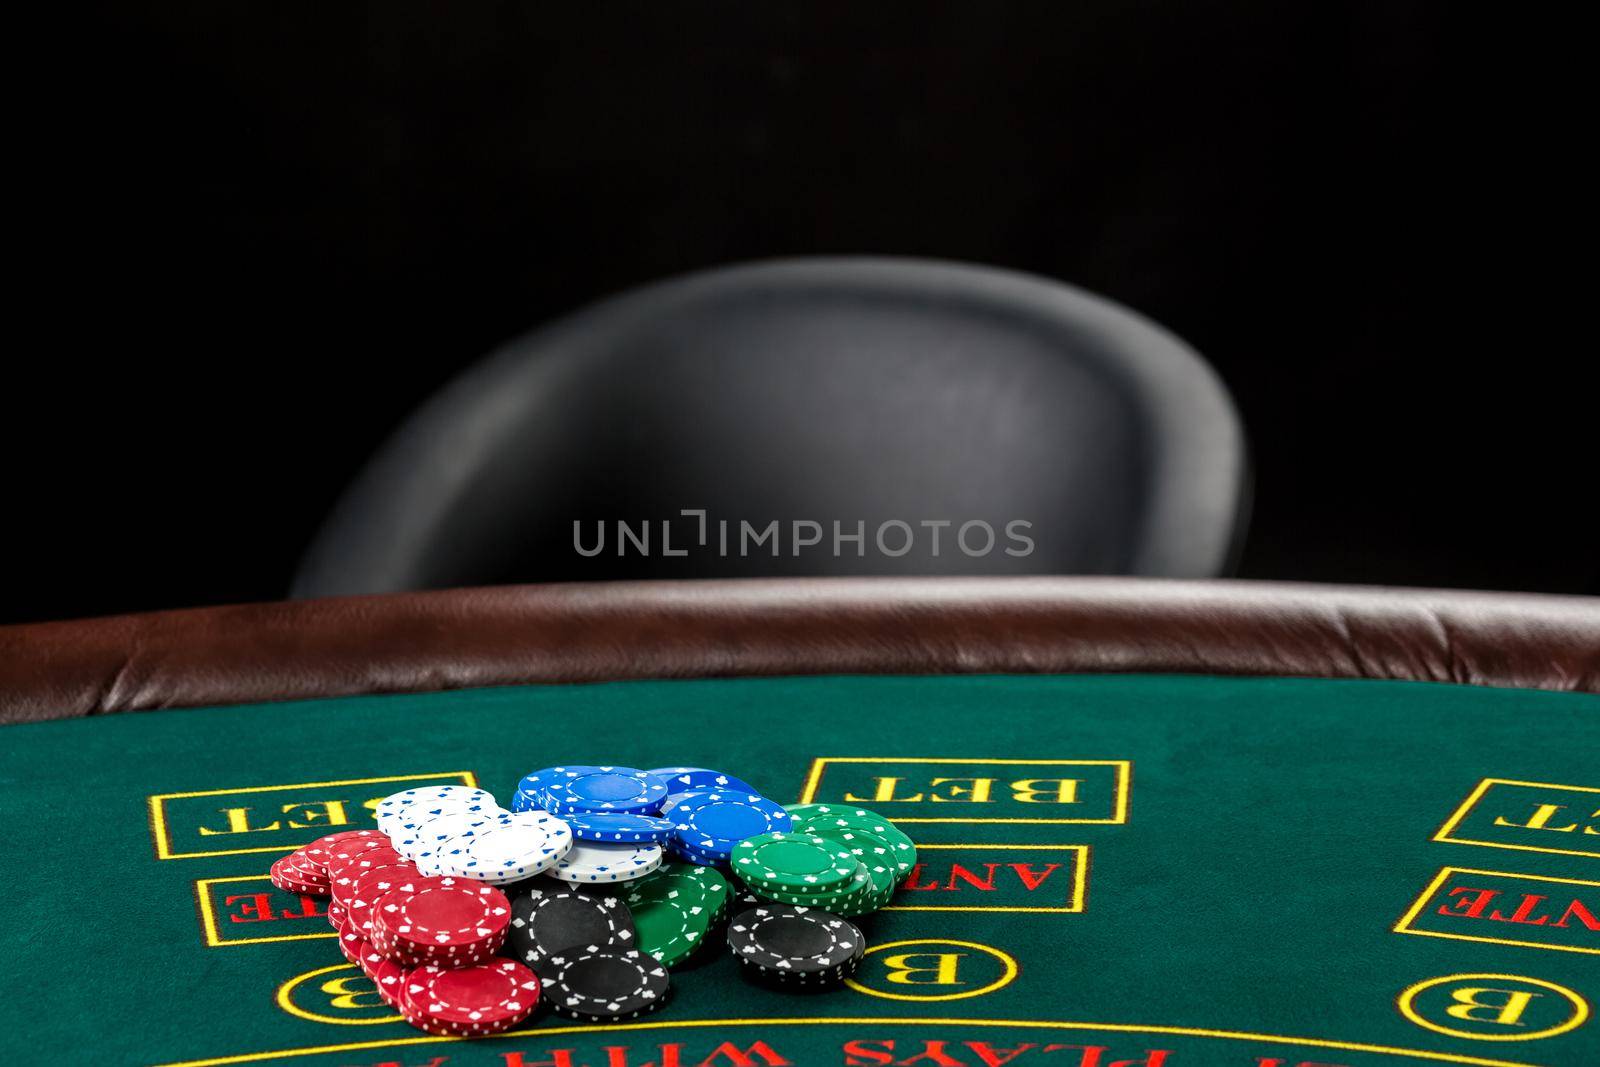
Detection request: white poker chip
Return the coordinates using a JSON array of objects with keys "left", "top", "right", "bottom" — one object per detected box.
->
[
  {"left": 375, "top": 785, "right": 498, "bottom": 837},
  {"left": 412, "top": 848, "right": 450, "bottom": 877},
  {"left": 549, "top": 841, "right": 665, "bottom": 884},
  {"left": 399, "top": 808, "right": 514, "bottom": 862},
  {"left": 435, "top": 811, "right": 575, "bottom": 881}
]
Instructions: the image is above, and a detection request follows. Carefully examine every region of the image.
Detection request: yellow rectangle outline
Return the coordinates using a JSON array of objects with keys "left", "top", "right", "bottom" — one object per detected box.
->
[
  {"left": 149, "top": 770, "right": 478, "bottom": 860},
  {"left": 1393, "top": 865, "right": 1600, "bottom": 955},
  {"left": 883, "top": 842, "right": 1089, "bottom": 913},
  {"left": 195, "top": 875, "right": 336, "bottom": 947},
  {"left": 1432, "top": 777, "right": 1600, "bottom": 859},
  {"left": 798, "top": 757, "right": 1131, "bottom": 824}
]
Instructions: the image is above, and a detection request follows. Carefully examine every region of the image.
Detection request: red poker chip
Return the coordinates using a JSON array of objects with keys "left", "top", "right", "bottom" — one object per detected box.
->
[
  {"left": 337, "top": 929, "right": 369, "bottom": 966},
  {"left": 370, "top": 956, "right": 406, "bottom": 1006},
  {"left": 362, "top": 870, "right": 419, "bottom": 963},
  {"left": 369, "top": 903, "right": 423, "bottom": 965},
  {"left": 303, "top": 829, "right": 386, "bottom": 871},
  {"left": 396, "top": 928, "right": 509, "bottom": 969},
  {"left": 368, "top": 907, "right": 395, "bottom": 957},
  {"left": 326, "top": 900, "right": 349, "bottom": 932},
  {"left": 358, "top": 942, "right": 388, "bottom": 980},
  {"left": 344, "top": 869, "right": 422, "bottom": 951},
  {"left": 369, "top": 910, "right": 503, "bottom": 969},
  {"left": 283, "top": 848, "right": 331, "bottom": 885},
  {"left": 382, "top": 940, "right": 501, "bottom": 970},
  {"left": 400, "top": 1002, "right": 519, "bottom": 1037},
  {"left": 370, "top": 918, "right": 498, "bottom": 970},
  {"left": 332, "top": 861, "right": 421, "bottom": 913},
  {"left": 351, "top": 909, "right": 380, "bottom": 948},
  {"left": 323, "top": 836, "right": 400, "bottom": 864},
  {"left": 270, "top": 856, "right": 331, "bottom": 897},
  {"left": 398, "top": 959, "right": 539, "bottom": 1036},
  {"left": 321, "top": 831, "right": 395, "bottom": 852},
  {"left": 312, "top": 829, "right": 386, "bottom": 844},
  {"left": 322, "top": 829, "right": 387, "bottom": 842},
  {"left": 326, "top": 845, "right": 407, "bottom": 882},
  {"left": 412, "top": 937, "right": 504, "bottom": 969},
  {"left": 272, "top": 879, "right": 327, "bottom": 898},
  {"left": 285, "top": 867, "right": 331, "bottom": 894},
  {"left": 400, "top": 1000, "right": 483, "bottom": 1036},
  {"left": 375, "top": 876, "right": 511, "bottom": 957},
  {"left": 288, "top": 864, "right": 331, "bottom": 890}
]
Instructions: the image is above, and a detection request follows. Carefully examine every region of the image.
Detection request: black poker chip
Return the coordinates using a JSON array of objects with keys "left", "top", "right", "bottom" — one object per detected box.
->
[
  {"left": 737, "top": 951, "right": 862, "bottom": 984},
  {"left": 546, "top": 947, "right": 671, "bottom": 1021},
  {"left": 725, "top": 904, "right": 864, "bottom": 977},
  {"left": 507, "top": 887, "right": 637, "bottom": 977},
  {"left": 737, "top": 957, "right": 864, "bottom": 991},
  {"left": 734, "top": 949, "right": 863, "bottom": 989}
]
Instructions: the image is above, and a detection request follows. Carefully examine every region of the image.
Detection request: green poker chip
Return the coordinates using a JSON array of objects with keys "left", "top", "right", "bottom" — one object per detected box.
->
[
  {"left": 781, "top": 803, "right": 843, "bottom": 821},
  {"left": 733, "top": 832, "right": 858, "bottom": 894},
  {"left": 806, "top": 823, "right": 899, "bottom": 909},
  {"left": 629, "top": 896, "right": 709, "bottom": 968},
  {"left": 623, "top": 862, "right": 729, "bottom": 914},
  {"left": 742, "top": 861, "right": 874, "bottom": 910},
  {"left": 797, "top": 810, "right": 917, "bottom": 881},
  {"left": 625, "top": 867, "right": 727, "bottom": 968}
]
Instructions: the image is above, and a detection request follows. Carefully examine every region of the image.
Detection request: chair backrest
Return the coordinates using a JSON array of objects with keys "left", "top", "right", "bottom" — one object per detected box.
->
[{"left": 292, "top": 258, "right": 1247, "bottom": 597}]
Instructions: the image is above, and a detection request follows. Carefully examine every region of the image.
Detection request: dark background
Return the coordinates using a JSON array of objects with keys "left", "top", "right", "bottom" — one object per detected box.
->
[{"left": 10, "top": 2, "right": 1594, "bottom": 625}]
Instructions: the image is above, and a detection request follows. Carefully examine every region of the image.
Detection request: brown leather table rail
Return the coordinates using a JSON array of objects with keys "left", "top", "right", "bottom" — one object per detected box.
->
[{"left": 2, "top": 577, "right": 1597, "bottom": 724}]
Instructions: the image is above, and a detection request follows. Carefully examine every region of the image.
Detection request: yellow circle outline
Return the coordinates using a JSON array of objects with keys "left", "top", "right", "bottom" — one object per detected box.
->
[
  {"left": 844, "top": 938, "right": 1019, "bottom": 1002},
  {"left": 1398, "top": 973, "right": 1589, "bottom": 1042},
  {"left": 276, "top": 963, "right": 401, "bottom": 1026}
]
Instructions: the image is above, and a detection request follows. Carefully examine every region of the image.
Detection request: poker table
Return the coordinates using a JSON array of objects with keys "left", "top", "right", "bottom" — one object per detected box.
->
[{"left": 3, "top": 577, "right": 1597, "bottom": 1067}]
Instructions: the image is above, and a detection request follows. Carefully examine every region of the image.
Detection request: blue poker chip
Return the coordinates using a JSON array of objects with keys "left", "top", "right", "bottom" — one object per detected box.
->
[
  {"left": 648, "top": 767, "right": 761, "bottom": 796},
  {"left": 514, "top": 767, "right": 563, "bottom": 808},
  {"left": 671, "top": 791, "right": 793, "bottom": 852},
  {"left": 660, "top": 789, "right": 715, "bottom": 816},
  {"left": 510, "top": 789, "right": 546, "bottom": 814},
  {"left": 669, "top": 839, "right": 732, "bottom": 866},
  {"left": 565, "top": 811, "right": 677, "bottom": 844},
  {"left": 543, "top": 766, "right": 670, "bottom": 815}
]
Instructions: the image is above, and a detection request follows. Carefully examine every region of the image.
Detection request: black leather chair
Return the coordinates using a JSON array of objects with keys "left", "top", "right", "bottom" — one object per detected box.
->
[{"left": 293, "top": 258, "right": 1247, "bottom": 597}]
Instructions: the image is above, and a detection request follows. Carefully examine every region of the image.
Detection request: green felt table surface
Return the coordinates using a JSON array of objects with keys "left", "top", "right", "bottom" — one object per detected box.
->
[{"left": 2, "top": 674, "right": 1596, "bottom": 1067}]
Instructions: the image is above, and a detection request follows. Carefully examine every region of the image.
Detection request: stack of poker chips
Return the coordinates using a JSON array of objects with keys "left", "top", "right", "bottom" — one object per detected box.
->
[
  {"left": 726, "top": 903, "right": 868, "bottom": 988},
  {"left": 745, "top": 803, "right": 919, "bottom": 917},
  {"left": 265, "top": 767, "right": 920, "bottom": 1038},
  {"left": 380, "top": 785, "right": 577, "bottom": 885},
  {"left": 508, "top": 766, "right": 745, "bottom": 981},
  {"left": 512, "top": 765, "right": 797, "bottom": 872},
  {"left": 273, "top": 818, "right": 540, "bottom": 1037},
  {"left": 712, "top": 803, "right": 916, "bottom": 986},
  {"left": 396, "top": 960, "right": 542, "bottom": 1037}
]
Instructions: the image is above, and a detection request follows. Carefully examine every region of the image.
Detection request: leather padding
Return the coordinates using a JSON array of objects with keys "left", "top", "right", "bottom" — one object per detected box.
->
[{"left": 3, "top": 577, "right": 1596, "bottom": 724}]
